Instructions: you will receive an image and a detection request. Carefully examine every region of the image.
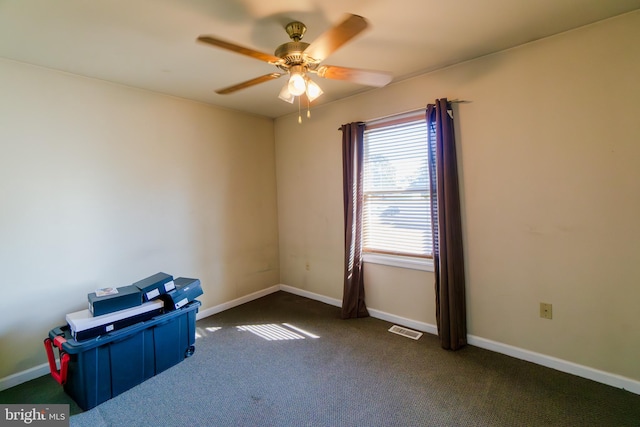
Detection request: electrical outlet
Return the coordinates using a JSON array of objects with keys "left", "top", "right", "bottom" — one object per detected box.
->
[{"left": 540, "top": 303, "right": 553, "bottom": 319}]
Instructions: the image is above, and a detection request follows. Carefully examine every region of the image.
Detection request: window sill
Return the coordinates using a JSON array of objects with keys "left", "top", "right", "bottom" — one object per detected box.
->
[{"left": 363, "top": 253, "right": 434, "bottom": 272}]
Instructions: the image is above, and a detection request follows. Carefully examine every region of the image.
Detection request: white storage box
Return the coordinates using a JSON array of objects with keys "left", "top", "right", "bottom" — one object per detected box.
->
[{"left": 66, "top": 300, "right": 164, "bottom": 340}]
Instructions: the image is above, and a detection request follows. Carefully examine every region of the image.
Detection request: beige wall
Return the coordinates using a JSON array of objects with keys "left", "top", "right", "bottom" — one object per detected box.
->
[
  {"left": 275, "top": 11, "right": 640, "bottom": 381},
  {"left": 0, "top": 59, "right": 279, "bottom": 379}
]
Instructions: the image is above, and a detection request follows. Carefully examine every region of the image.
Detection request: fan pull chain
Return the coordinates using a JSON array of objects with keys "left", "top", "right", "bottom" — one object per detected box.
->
[
  {"left": 298, "top": 96, "right": 302, "bottom": 124},
  {"left": 307, "top": 96, "right": 311, "bottom": 118}
]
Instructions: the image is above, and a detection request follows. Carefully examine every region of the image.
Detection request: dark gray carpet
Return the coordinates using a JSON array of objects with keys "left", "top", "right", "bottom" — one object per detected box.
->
[{"left": 2, "top": 291, "right": 639, "bottom": 426}]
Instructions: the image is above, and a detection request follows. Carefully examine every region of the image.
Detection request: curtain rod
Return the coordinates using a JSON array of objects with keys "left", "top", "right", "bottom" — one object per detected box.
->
[{"left": 338, "top": 99, "right": 468, "bottom": 130}]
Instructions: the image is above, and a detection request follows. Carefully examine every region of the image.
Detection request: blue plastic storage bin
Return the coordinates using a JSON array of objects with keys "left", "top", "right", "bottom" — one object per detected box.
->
[{"left": 46, "top": 300, "right": 200, "bottom": 410}]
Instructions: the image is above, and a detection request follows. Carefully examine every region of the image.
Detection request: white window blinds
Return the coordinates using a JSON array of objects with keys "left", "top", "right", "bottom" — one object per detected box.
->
[{"left": 363, "top": 115, "right": 432, "bottom": 258}]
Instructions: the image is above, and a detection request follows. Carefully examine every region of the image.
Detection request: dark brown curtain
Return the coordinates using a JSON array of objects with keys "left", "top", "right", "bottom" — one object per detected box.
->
[
  {"left": 427, "top": 99, "right": 467, "bottom": 350},
  {"left": 340, "top": 122, "right": 369, "bottom": 319}
]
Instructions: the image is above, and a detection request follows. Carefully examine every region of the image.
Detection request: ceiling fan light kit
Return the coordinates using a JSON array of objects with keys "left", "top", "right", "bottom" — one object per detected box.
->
[
  {"left": 287, "top": 65, "right": 307, "bottom": 96},
  {"left": 197, "top": 13, "right": 392, "bottom": 122}
]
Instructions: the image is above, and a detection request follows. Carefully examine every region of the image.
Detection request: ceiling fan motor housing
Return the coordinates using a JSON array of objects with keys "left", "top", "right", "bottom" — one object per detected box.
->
[{"left": 275, "top": 41, "right": 311, "bottom": 69}]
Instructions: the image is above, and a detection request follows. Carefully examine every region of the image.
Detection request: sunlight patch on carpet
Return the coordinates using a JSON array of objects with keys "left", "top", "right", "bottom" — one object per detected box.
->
[
  {"left": 282, "top": 323, "right": 320, "bottom": 338},
  {"left": 196, "top": 326, "right": 222, "bottom": 339},
  {"left": 237, "top": 323, "right": 318, "bottom": 341}
]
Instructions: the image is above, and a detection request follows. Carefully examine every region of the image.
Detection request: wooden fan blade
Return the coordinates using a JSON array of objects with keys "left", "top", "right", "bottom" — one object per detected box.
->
[
  {"left": 316, "top": 65, "right": 392, "bottom": 87},
  {"left": 197, "top": 35, "right": 282, "bottom": 64},
  {"left": 303, "top": 14, "right": 368, "bottom": 62},
  {"left": 216, "top": 73, "right": 283, "bottom": 94}
]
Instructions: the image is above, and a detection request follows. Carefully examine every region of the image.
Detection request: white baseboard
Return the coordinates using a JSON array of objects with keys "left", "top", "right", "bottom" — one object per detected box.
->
[
  {"left": 278, "top": 284, "right": 342, "bottom": 308},
  {"left": 366, "top": 308, "right": 439, "bottom": 336},
  {"left": 278, "top": 284, "right": 438, "bottom": 334},
  {"left": 3, "top": 283, "right": 639, "bottom": 396},
  {"left": 278, "top": 284, "right": 640, "bottom": 396},
  {"left": 466, "top": 334, "right": 640, "bottom": 395},
  {"left": 196, "top": 285, "right": 280, "bottom": 320},
  {"left": 0, "top": 362, "right": 52, "bottom": 392}
]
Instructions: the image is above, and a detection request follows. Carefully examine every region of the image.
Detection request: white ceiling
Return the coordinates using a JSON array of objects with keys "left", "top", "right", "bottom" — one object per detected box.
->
[{"left": 1, "top": 0, "right": 639, "bottom": 118}]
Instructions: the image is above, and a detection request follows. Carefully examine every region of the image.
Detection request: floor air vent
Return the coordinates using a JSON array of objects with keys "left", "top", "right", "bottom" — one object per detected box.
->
[{"left": 388, "top": 325, "right": 423, "bottom": 340}]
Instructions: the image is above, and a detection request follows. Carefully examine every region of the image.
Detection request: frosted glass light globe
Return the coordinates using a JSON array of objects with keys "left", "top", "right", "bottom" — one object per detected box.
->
[{"left": 288, "top": 73, "right": 306, "bottom": 96}]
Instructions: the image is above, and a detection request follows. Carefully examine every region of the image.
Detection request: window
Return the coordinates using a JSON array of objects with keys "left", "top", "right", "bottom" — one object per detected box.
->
[{"left": 362, "top": 112, "right": 433, "bottom": 271}]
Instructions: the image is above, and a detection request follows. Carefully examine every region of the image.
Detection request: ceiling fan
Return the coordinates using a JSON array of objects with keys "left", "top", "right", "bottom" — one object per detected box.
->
[{"left": 196, "top": 14, "right": 393, "bottom": 107}]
